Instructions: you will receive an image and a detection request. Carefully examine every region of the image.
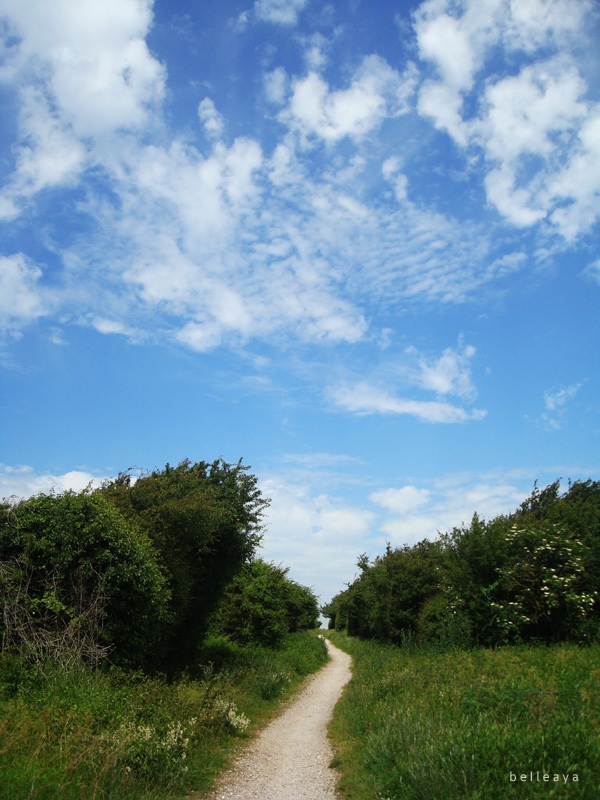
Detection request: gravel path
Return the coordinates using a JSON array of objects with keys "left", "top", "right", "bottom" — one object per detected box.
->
[{"left": 206, "top": 639, "right": 352, "bottom": 800}]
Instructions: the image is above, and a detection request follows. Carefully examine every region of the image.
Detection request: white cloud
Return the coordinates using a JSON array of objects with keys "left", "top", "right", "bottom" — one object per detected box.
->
[
  {"left": 545, "top": 383, "right": 582, "bottom": 412},
  {"left": 417, "top": 9, "right": 477, "bottom": 91},
  {"left": 371, "top": 486, "right": 431, "bottom": 515},
  {"left": 1, "top": 0, "right": 595, "bottom": 360},
  {"left": 2, "top": 88, "right": 87, "bottom": 208},
  {"left": 328, "top": 338, "right": 483, "bottom": 423},
  {"left": 480, "top": 62, "right": 586, "bottom": 163},
  {"left": 1, "top": 0, "right": 164, "bottom": 138},
  {"left": 198, "top": 97, "right": 224, "bottom": 140},
  {"left": 264, "top": 67, "right": 288, "bottom": 105},
  {"left": 302, "top": 33, "right": 328, "bottom": 71},
  {"left": 91, "top": 317, "right": 145, "bottom": 341},
  {"left": 0, "top": 464, "right": 107, "bottom": 501},
  {"left": 382, "top": 157, "right": 409, "bottom": 201},
  {"left": 0, "top": 0, "right": 165, "bottom": 217},
  {"left": 253, "top": 0, "right": 309, "bottom": 27},
  {"left": 260, "top": 477, "right": 375, "bottom": 602},
  {"left": 417, "top": 79, "right": 470, "bottom": 146},
  {"left": 410, "top": 341, "right": 478, "bottom": 399},
  {"left": 414, "top": 0, "right": 600, "bottom": 239},
  {"left": 584, "top": 258, "right": 600, "bottom": 285},
  {"left": 505, "top": 0, "right": 593, "bottom": 52},
  {"left": 547, "top": 108, "right": 600, "bottom": 240},
  {"left": 374, "top": 476, "right": 531, "bottom": 547},
  {"left": 479, "top": 59, "right": 589, "bottom": 230},
  {"left": 541, "top": 382, "right": 583, "bottom": 429},
  {"left": 260, "top": 466, "right": 583, "bottom": 601},
  {"left": 260, "top": 474, "right": 376, "bottom": 601},
  {"left": 330, "top": 382, "right": 486, "bottom": 424},
  {"left": 283, "top": 56, "right": 416, "bottom": 145}
]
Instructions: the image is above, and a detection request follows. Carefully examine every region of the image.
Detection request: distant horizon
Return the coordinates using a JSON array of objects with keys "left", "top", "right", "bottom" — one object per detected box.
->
[{"left": 1, "top": 0, "right": 599, "bottom": 605}]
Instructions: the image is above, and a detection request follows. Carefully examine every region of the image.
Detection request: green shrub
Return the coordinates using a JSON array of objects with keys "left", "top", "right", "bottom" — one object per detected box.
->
[
  {"left": 100, "top": 459, "right": 268, "bottom": 669},
  {"left": 0, "top": 491, "right": 169, "bottom": 667},
  {"left": 211, "top": 560, "right": 319, "bottom": 647}
]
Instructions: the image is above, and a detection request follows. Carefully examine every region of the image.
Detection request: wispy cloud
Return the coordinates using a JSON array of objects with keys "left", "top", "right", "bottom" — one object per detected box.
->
[
  {"left": 408, "top": 340, "right": 478, "bottom": 400},
  {"left": 371, "top": 477, "right": 528, "bottom": 547},
  {"left": 583, "top": 258, "right": 600, "bottom": 285},
  {"left": 260, "top": 474, "right": 376, "bottom": 599},
  {"left": 327, "top": 338, "right": 485, "bottom": 423},
  {"left": 330, "top": 381, "right": 486, "bottom": 424},
  {"left": 0, "top": 0, "right": 597, "bottom": 359},
  {"left": 541, "top": 382, "right": 584, "bottom": 429},
  {"left": 261, "top": 463, "right": 600, "bottom": 599},
  {"left": 0, "top": 254, "right": 46, "bottom": 335},
  {"left": 370, "top": 486, "right": 431, "bottom": 515}
]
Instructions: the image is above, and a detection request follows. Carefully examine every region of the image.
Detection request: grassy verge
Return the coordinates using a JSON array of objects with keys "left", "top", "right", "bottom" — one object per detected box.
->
[
  {"left": 327, "top": 632, "right": 599, "bottom": 800},
  {"left": 0, "top": 631, "right": 327, "bottom": 800}
]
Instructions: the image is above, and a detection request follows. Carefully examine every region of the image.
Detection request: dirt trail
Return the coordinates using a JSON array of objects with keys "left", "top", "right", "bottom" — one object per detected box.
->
[{"left": 206, "top": 639, "right": 352, "bottom": 800}]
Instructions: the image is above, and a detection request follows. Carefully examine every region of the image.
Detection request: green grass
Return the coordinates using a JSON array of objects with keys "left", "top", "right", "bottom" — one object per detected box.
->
[
  {"left": 327, "top": 632, "right": 600, "bottom": 800},
  {"left": 0, "top": 631, "right": 328, "bottom": 799}
]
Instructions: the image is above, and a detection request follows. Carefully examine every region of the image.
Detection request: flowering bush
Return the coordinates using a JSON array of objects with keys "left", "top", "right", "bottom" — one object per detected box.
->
[
  {"left": 214, "top": 699, "right": 251, "bottom": 733},
  {"left": 110, "top": 718, "right": 194, "bottom": 779},
  {"left": 491, "top": 522, "right": 597, "bottom": 643},
  {"left": 109, "top": 692, "right": 251, "bottom": 781}
]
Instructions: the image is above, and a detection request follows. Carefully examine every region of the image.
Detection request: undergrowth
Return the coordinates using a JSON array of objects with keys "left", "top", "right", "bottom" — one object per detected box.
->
[
  {"left": 0, "top": 631, "right": 327, "bottom": 799},
  {"left": 327, "top": 632, "right": 599, "bottom": 800}
]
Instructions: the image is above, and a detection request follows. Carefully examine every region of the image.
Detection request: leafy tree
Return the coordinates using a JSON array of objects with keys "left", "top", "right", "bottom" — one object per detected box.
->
[
  {"left": 100, "top": 458, "right": 268, "bottom": 666},
  {"left": 0, "top": 490, "right": 168, "bottom": 666},
  {"left": 324, "top": 541, "right": 443, "bottom": 643},
  {"left": 438, "top": 513, "right": 512, "bottom": 646},
  {"left": 283, "top": 578, "right": 320, "bottom": 632},
  {"left": 212, "top": 560, "right": 319, "bottom": 647}
]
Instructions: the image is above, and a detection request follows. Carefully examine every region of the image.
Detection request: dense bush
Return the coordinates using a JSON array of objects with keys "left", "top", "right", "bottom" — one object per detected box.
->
[
  {"left": 324, "top": 480, "right": 600, "bottom": 647},
  {"left": 1, "top": 458, "right": 281, "bottom": 671},
  {"left": 0, "top": 490, "right": 169, "bottom": 667},
  {"left": 211, "top": 559, "right": 319, "bottom": 647}
]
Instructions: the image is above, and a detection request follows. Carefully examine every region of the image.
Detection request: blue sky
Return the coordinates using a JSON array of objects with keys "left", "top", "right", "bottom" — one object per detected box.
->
[{"left": 1, "top": 0, "right": 599, "bottom": 605}]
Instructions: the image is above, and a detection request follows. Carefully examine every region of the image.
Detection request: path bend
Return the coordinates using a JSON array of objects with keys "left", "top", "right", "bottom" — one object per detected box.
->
[{"left": 207, "top": 639, "right": 352, "bottom": 800}]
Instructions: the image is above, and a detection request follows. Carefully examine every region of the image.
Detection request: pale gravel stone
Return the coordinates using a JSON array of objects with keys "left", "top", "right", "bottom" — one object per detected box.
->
[{"left": 200, "top": 639, "right": 352, "bottom": 800}]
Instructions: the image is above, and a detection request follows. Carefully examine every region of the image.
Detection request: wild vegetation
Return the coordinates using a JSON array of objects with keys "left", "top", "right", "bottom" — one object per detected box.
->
[
  {"left": 323, "top": 480, "right": 599, "bottom": 648},
  {"left": 323, "top": 479, "right": 600, "bottom": 799},
  {"left": 0, "top": 458, "right": 323, "bottom": 798},
  {"left": 327, "top": 633, "right": 599, "bottom": 799}
]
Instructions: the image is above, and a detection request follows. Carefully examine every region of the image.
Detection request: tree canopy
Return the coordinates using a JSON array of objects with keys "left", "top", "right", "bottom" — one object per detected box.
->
[{"left": 1, "top": 458, "right": 308, "bottom": 672}]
